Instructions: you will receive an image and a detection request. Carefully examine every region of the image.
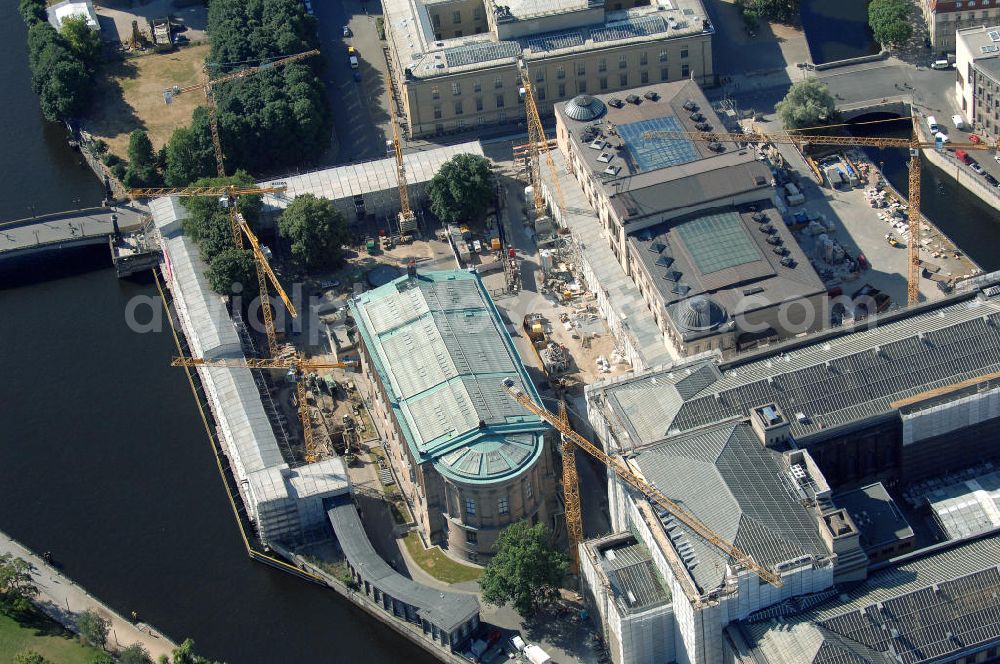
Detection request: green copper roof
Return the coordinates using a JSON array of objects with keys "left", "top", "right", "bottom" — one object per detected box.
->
[{"left": 350, "top": 270, "right": 547, "bottom": 484}]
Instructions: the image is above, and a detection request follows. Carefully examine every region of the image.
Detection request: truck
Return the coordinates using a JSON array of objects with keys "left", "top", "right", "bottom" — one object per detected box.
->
[{"left": 523, "top": 644, "right": 552, "bottom": 664}]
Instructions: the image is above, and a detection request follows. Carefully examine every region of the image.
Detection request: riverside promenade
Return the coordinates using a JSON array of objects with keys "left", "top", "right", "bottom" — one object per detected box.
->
[{"left": 0, "top": 529, "right": 176, "bottom": 661}]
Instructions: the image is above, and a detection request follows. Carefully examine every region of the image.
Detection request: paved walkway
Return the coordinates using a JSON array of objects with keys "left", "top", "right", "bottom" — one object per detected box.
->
[{"left": 0, "top": 529, "right": 176, "bottom": 661}]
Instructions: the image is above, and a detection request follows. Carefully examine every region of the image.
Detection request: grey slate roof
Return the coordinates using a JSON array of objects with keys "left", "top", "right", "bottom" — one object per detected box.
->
[
  {"left": 328, "top": 502, "right": 480, "bottom": 633},
  {"left": 742, "top": 533, "right": 1000, "bottom": 664},
  {"left": 599, "top": 541, "right": 671, "bottom": 613},
  {"left": 600, "top": 290, "right": 1000, "bottom": 448},
  {"left": 634, "top": 421, "right": 830, "bottom": 593}
]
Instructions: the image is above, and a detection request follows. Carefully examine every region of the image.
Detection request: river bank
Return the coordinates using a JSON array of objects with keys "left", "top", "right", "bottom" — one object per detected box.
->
[{"left": 0, "top": 529, "right": 176, "bottom": 661}]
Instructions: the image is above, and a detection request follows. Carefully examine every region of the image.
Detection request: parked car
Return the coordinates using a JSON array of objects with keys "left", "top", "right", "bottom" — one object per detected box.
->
[
  {"left": 970, "top": 160, "right": 985, "bottom": 175},
  {"left": 343, "top": 25, "right": 352, "bottom": 37},
  {"left": 347, "top": 45, "right": 357, "bottom": 56},
  {"left": 349, "top": 55, "right": 359, "bottom": 69},
  {"left": 353, "top": 70, "right": 362, "bottom": 82},
  {"left": 993, "top": 154, "right": 1000, "bottom": 164},
  {"left": 986, "top": 173, "right": 998, "bottom": 186}
]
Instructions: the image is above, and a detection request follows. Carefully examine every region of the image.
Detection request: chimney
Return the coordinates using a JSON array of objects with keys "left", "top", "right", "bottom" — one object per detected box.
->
[{"left": 406, "top": 258, "right": 417, "bottom": 278}]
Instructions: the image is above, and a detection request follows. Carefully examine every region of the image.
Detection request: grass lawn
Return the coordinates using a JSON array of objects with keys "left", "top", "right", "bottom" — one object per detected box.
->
[
  {"left": 403, "top": 532, "right": 482, "bottom": 585},
  {"left": 0, "top": 609, "right": 105, "bottom": 664},
  {"left": 85, "top": 44, "right": 210, "bottom": 156}
]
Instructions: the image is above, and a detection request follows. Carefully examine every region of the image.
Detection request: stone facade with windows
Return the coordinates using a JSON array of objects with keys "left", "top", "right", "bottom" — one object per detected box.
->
[
  {"left": 350, "top": 269, "right": 558, "bottom": 562},
  {"left": 922, "top": 0, "right": 1000, "bottom": 52},
  {"left": 385, "top": 0, "right": 714, "bottom": 137},
  {"left": 955, "top": 24, "right": 1000, "bottom": 137}
]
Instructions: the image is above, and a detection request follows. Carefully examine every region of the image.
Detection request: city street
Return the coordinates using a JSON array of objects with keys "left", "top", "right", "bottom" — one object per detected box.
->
[{"left": 311, "top": 0, "right": 392, "bottom": 163}]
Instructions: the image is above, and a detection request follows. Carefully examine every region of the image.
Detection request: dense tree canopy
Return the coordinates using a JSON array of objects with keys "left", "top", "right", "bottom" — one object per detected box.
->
[
  {"left": 0, "top": 553, "right": 39, "bottom": 616},
  {"left": 123, "top": 130, "right": 162, "bottom": 188},
  {"left": 160, "top": 0, "right": 331, "bottom": 185},
  {"left": 868, "top": 0, "right": 913, "bottom": 47},
  {"left": 207, "top": 248, "right": 258, "bottom": 295},
  {"left": 18, "top": 0, "right": 46, "bottom": 24},
  {"left": 119, "top": 643, "right": 153, "bottom": 664},
  {"left": 164, "top": 108, "right": 218, "bottom": 186},
  {"left": 427, "top": 154, "right": 495, "bottom": 225},
  {"left": 480, "top": 522, "right": 568, "bottom": 617},
  {"left": 60, "top": 15, "right": 102, "bottom": 70},
  {"left": 277, "top": 194, "right": 349, "bottom": 271},
  {"left": 775, "top": 79, "right": 838, "bottom": 130},
  {"left": 24, "top": 21, "right": 92, "bottom": 121},
  {"left": 737, "top": 0, "right": 797, "bottom": 24},
  {"left": 76, "top": 609, "right": 110, "bottom": 648}
]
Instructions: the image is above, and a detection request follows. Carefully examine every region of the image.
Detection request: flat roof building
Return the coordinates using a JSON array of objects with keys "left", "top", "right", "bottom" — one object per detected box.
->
[
  {"left": 383, "top": 0, "right": 714, "bottom": 137},
  {"left": 350, "top": 269, "right": 557, "bottom": 562},
  {"left": 47, "top": 0, "right": 99, "bottom": 32},
  {"left": 258, "top": 141, "right": 483, "bottom": 226},
  {"left": 552, "top": 80, "right": 826, "bottom": 358},
  {"left": 833, "top": 482, "right": 915, "bottom": 563},
  {"left": 151, "top": 197, "right": 350, "bottom": 547},
  {"left": 955, "top": 25, "right": 1000, "bottom": 139}
]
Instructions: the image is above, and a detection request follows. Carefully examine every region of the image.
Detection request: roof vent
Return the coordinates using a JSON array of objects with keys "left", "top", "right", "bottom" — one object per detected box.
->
[
  {"left": 626, "top": 94, "right": 641, "bottom": 105},
  {"left": 708, "top": 142, "right": 725, "bottom": 152},
  {"left": 644, "top": 91, "right": 660, "bottom": 101},
  {"left": 608, "top": 97, "right": 624, "bottom": 108},
  {"left": 682, "top": 99, "right": 698, "bottom": 111}
]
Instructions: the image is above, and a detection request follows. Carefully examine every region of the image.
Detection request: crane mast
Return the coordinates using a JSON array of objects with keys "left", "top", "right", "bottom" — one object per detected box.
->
[
  {"left": 517, "top": 61, "right": 566, "bottom": 219},
  {"left": 501, "top": 378, "right": 784, "bottom": 588},
  {"left": 385, "top": 71, "right": 417, "bottom": 234}
]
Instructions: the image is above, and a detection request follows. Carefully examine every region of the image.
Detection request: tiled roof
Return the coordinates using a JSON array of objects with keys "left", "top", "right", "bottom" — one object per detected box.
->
[
  {"left": 600, "top": 292, "right": 1000, "bottom": 447},
  {"left": 634, "top": 421, "right": 830, "bottom": 593}
]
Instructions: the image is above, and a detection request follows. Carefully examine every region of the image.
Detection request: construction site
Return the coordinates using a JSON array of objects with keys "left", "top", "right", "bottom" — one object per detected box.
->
[{"left": 125, "top": 31, "right": 1000, "bottom": 662}]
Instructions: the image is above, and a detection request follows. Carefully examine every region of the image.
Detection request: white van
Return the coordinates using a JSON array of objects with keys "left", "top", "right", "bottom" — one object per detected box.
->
[
  {"left": 932, "top": 59, "right": 951, "bottom": 70},
  {"left": 927, "top": 115, "right": 939, "bottom": 133},
  {"left": 952, "top": 114, "right": 968, "bottom": 130}
]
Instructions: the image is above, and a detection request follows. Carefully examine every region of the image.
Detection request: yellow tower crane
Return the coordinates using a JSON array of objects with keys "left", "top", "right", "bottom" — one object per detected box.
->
[
  {"left": 558, "top": 399, "right": 584, "bottom": 575},
  {"left": 172, "top": 355, "right": 357, "bottom": 463},
  {"left": 501, "top": 378, "right": 784, "bottom": 588},
  {"left": 517, "top": 60, "right": 566, "bottom": 218},
  {"left": 641, "top": 122, "right": 999, "bottom": 306},
  {"left": 385, "top": 70, "right": 417, "bottom": 235},
  {"left": 129, "top": 184, "right": 298, "bottom": 356}
]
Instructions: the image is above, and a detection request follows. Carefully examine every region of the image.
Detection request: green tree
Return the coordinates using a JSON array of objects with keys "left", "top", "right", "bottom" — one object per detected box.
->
[
  {"left": 775, "top": 78, "right": 838, "bottom": 130},
  {"left": 868, "top": 0, "right": 912, "bottom": 46},
  {"left": 480, "top": 522, "right": 568, "bottom": 618},
  {"left": 207, "top": 248, "right": 257, "bottom": 295},
  {"left": 14, "top": 650, "right": 51, "bottom": 664},
  {"left": 25, "top": 21, "right": 92, "bottom": 121},
  {"left": 171, "top": 638, "right": 224, "bottom": 664},
  {"left": 19, "top": 0, "right": 46, "bottom": 25},
  {"left": 164, "top": 108, "right": 217, "bottom": 186},
  {"left": 124, "top": 130, "right": 162, "bottom": 188},
  {"left": 427, "top": 154, "right": 494, "bottom": 226},
  {"left": 737, "top": 0, "right": 797, "bottom": 23},
  {"left": 0, "top": 553, "right": 38, "bottom": 615},
  {"left": 119, "top": 643, "right": 153, "bottom": 664},
  {"left": 277, "top": 194, "right": 349, "bottom": 271},
  {"left": 76, "top": 608, "right": 110, "bottom": 648},
  {"left": 60, "top": 15, "right": 102, "bottom": 69}
]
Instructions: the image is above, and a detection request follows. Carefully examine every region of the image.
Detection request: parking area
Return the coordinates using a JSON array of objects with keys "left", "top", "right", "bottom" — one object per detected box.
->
[
  {"left": 308, "top": 0, "right": 393, "bottom": 164},
  {"left": 94, "top": 0, "right": 207, "bottom": 46}
]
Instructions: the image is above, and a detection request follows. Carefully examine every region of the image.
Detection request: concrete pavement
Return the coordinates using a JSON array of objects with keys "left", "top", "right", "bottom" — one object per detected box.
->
[{"left": 0, "top": 528, "right": 176, "bottom": 661}]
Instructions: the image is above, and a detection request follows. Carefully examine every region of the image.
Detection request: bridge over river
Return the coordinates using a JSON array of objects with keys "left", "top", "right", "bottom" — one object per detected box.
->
[{"left": 0, "top": 205, "right": 160, "bottom": 276}]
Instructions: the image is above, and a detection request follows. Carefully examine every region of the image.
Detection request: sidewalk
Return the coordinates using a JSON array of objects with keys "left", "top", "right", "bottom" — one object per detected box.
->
[{"left": 0, "top": 529, "right": 176, "bottom": 661}]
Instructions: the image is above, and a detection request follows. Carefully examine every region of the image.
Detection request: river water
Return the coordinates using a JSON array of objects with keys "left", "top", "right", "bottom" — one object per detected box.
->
[
  {"left": 800, "top": 0, "right": 879, "bottom": 65},
  {"left": 0, "top": 8, "right": 433, "bottom": 664}
]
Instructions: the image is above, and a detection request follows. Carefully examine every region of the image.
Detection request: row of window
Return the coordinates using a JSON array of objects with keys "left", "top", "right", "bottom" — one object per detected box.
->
[
  {"left": 431, "top": 7, "right": 484, "bottom": 26},
  {"left": 431, "top": 65, "right": 690, "bottom": 116},
  {"left": 463, "top": 483, "right": 531, "bottom": 519},
  {"left": 533, "top": 48, "right": 689, "bottom": 82}
]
